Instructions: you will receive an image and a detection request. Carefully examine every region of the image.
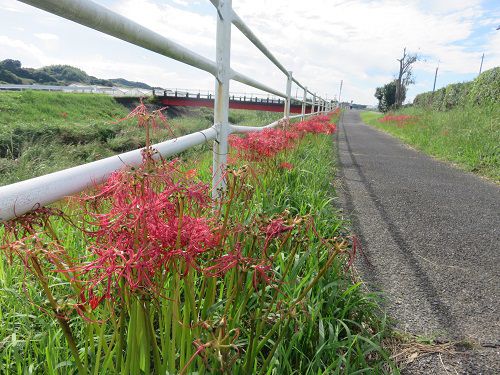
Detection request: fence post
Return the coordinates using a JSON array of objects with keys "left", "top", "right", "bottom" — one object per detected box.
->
[
  {"left": 284, "top": 71, "right": 292, "bottom": 120},
  {"left": 212, "top": 0, "right": 232, "bottom": 200},
  {"left": 301, "top": 86, "right": 307, "bottom": 120},
  {"left": 311, "top": 93, "right": 316, "bottom": 114}
]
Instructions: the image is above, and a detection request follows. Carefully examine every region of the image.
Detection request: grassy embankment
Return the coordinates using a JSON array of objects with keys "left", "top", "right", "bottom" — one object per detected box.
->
[
  {"left": 0, "top": 90, "right": 280, "bottom": 185},
  {"left": 361, "top": 106, "right": 499, "bottom": 181},
  {"left": 361, "top": 67, "right": 499, "bottom": 182}
]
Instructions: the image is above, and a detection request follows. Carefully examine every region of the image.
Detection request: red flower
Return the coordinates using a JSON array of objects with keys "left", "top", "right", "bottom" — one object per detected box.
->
[
  {"left": 378, "top": 114, "right": 416, "bottom": 126},
  {"left": 279, "top": 162, "right": 293, "bottom": 170}
]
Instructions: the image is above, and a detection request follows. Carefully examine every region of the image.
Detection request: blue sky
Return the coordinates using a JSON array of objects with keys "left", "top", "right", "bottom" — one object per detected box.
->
[{"left": 0, "top": 0, "right": 499, "bottom": 105}]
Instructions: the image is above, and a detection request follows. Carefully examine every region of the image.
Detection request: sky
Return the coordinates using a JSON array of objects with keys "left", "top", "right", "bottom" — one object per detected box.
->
[{"left": 0, "top": 0, "right": 499, "bottom": 105}]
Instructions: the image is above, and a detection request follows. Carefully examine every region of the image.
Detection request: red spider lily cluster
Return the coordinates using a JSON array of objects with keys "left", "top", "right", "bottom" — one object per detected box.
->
[
  {"left": 378, "top": 114, "right": 416, "bottom": 127},
  {"left": 229, "top": 115, "right": 336, "bottom": 162},
  {"left": 294, "top": 115, "right": 337, "bottom": 134},
  {"left": 73, "top": 157, "right": 304, "bottom": 308},
  {"left": 73, "top": 158, "right": 216, "bottom": 307},
  {"left": 228, "top": 128, "right": 299, "bottom": 162}
]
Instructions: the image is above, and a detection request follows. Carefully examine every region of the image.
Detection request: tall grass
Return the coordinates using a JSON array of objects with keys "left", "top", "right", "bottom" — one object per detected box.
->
[{"left": 361, "top": 105, "right": 499, "bottom": 182}]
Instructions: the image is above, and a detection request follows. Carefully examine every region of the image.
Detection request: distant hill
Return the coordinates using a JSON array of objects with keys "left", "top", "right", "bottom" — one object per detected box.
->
[
  {"left": 0, "top": 59, "right": 155, "bottom": 90},
  {"left": 108, "top": 78, "right": 153, "bottom": 90}
]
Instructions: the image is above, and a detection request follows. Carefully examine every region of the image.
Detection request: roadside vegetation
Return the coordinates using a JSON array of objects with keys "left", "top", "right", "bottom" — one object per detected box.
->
[
  {"left": 363, "top": 67, "right": 499, "bottom": 182},
  {"left": 0, "top": 98, "right": 393, "bottom": 373}
]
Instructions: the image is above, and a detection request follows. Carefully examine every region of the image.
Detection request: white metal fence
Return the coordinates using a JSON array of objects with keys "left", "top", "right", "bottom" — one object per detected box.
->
[{"left": 0, "top": 0, "right": 332, "bottom": 221}]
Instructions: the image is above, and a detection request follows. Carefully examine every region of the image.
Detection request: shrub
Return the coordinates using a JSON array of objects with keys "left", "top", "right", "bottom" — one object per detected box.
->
[{"left": 413, "top": 67, "right": 499, "bottom": 110}]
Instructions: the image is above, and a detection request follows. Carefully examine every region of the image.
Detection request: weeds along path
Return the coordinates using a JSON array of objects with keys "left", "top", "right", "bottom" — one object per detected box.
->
[{"left": 335, "top": 110, "right": 500, "bottom": 374}]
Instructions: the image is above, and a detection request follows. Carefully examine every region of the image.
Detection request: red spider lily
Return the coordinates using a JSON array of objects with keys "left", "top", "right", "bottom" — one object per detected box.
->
[
  {"left": 260, "top": 216, "right": 294, "bottom": 258},
  {"left": 1, "top": 207, "right": 66, "bottom": 240},
  {"left": 262, "top": 218, "right": 293, "bottom": 240},
  {"left": 72, "top": 158, "right": 217, "bottom": 307},
  {"left": 203, "top": 244, "right": 255, "bottom": 277},
  {"left": 251, "top": 261, "right": 275, "bottom": 291},
  {"left": 378, "top": 114, "right": 416, "bottom": 126},
  {"left": 229, "top": 128, "right": 296, "bottom": 162},
  {"left": 113, "top": 99, "right": 174, "bottom": 154},
  {"left": 114, "top": 99, "right": 169, "bottom": 130}
]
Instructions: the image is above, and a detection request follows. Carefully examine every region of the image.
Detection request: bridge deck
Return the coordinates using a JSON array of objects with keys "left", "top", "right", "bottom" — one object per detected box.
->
[{"left": 157, "top": 92, "right": 312, "bottom": 113}]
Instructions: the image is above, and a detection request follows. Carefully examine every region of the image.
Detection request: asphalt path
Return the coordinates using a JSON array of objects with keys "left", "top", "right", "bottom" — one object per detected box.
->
[{"left": 335, "top": 110, "right": 499, "bottom": 374}]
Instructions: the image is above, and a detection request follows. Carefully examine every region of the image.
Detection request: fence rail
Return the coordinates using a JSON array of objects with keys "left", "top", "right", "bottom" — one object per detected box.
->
[{"left": 0, "top": 0, "right": 332, "bottom": 221}]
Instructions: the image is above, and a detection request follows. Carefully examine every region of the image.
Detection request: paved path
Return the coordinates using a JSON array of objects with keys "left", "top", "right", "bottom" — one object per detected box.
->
[{"left": 335, "top": 110, "right": 499, "bottom": 374}]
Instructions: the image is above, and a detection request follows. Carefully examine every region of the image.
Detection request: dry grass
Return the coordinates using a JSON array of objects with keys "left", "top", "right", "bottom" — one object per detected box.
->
[{"left": 385, "top": 332, "right": 457, "bottom": 370}]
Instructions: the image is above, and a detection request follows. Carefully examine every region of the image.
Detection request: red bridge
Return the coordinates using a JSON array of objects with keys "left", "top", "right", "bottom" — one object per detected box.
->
[{"left": 154, "top": 89, "right": 314, "bottom": 114}]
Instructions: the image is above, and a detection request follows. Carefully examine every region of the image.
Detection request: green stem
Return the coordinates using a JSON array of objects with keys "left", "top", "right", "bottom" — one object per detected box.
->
[
  {"left": 257, "top": 318, "right": 291, "bottom": 375},
  {"left": 30, "top": 256, "right": 86, "bottom": 375}
]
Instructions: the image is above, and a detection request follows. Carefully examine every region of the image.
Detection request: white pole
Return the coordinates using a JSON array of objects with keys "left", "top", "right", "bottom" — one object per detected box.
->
[
  {"left": 338, "top": 80, "right": 343, "bottom": 108},
  {"left": 284, "top": 71, "right": 292, "bottom": 120},
  {"left": 212, "top": 0, "right": 232, "bottom": 200},
  {"left": 312, "top": 93, "right": 316, "bottom": 113},
  {"left": 301, "top": 86, "right": 307, "bottom": 120}
]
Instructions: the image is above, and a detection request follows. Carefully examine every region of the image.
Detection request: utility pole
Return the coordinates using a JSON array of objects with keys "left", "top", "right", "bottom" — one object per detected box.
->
[
  {"left": 432, "top": 62, "right": 439, "bottom": 93},
  {"left": 479, "top": 53, "right": 484, "bottom": 75},
  {"left": 338, "top": 80, "right": 343, "bottom": 107}
]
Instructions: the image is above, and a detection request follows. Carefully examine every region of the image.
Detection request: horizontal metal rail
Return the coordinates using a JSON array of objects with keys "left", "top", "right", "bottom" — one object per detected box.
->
[
  {"left": 231, "top": 11, "right": 289, "bottom": 77},
  {"left": 0, "top": 111, "right": 324, "bottom": 221},
  {"left": 231, "top": 69, "right": 286, "bottom": 98},
  {"left": 0, "top": 127, "right": 217, "bottom": 221}
]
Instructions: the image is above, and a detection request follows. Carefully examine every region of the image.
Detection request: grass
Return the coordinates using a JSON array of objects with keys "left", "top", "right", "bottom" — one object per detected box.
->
[
  {"left": 0, "top": 90, "right": 282, "bottom": 186},
  {"left": 0, "top": 109, "right": 394, "bottom": 373},
  {"left": 360, "top": 105, "right": 500, "bottom": 182}
]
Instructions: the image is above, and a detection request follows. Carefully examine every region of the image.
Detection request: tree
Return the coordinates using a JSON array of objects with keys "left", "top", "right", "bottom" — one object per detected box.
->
[
  {"left": 375, "top": 80, "right": 404, "bottom": 112},
  {"left": 0, "top": 59, "right": 22, "bottom": 71},
  {"left": 395, "top": 47, "right": 418, "bottom": 108}
]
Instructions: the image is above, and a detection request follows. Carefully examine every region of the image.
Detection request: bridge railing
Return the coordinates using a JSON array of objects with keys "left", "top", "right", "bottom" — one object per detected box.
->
[
  {"left": 156, "top": 88, "right": 309, "bottom": 106},
  {"left": 0, "top": 0, "right": 332, "bottom": 221}
]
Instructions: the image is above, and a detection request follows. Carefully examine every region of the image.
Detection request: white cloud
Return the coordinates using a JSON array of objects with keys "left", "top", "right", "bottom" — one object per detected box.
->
[
  {"left": 34, "top": 33, "right": 59, "bottom": 41},
  {"left": 113, "top": 0, "right": 215, "bottom": 58},
  {"left": 0, "top": 2, "right": 24, "bottom": 13},
  {"left": 0, "top": 35, "right": 51, "bottom": 66}
]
